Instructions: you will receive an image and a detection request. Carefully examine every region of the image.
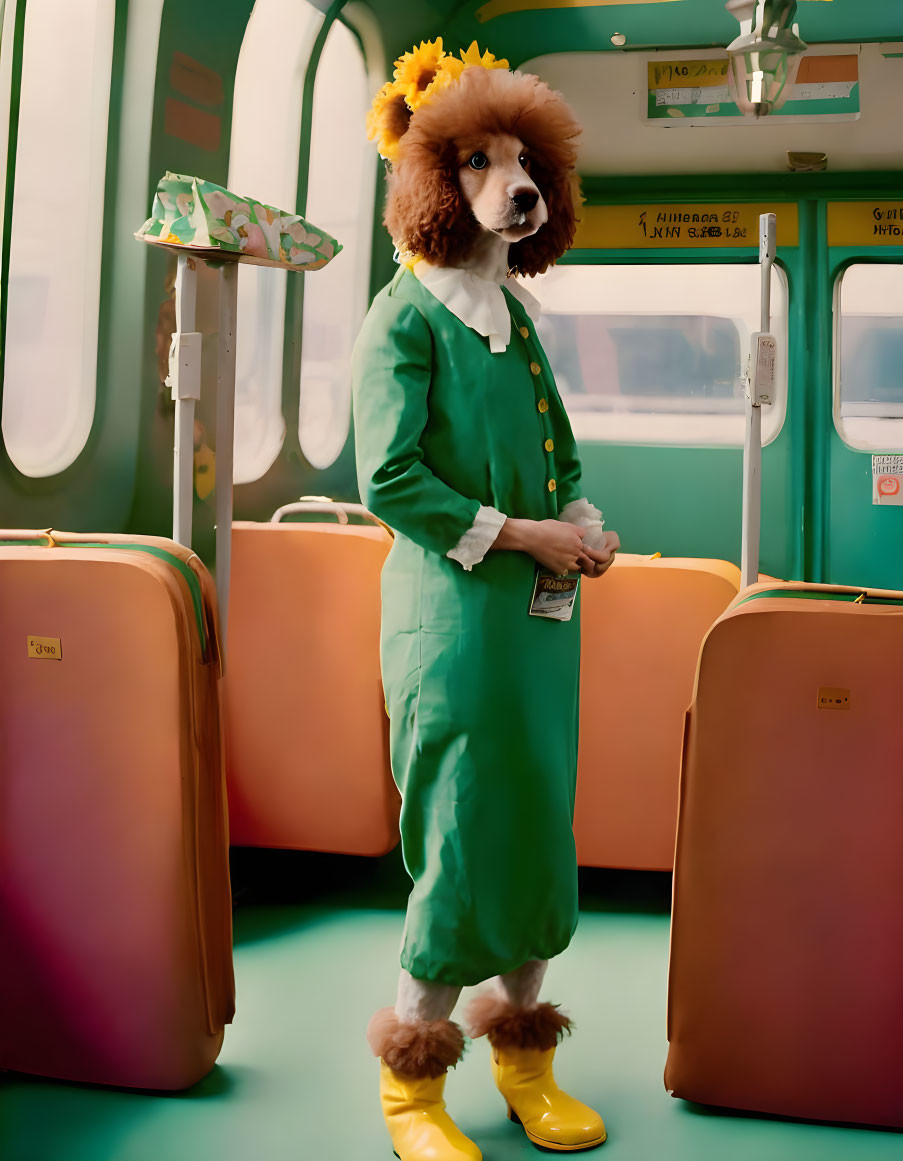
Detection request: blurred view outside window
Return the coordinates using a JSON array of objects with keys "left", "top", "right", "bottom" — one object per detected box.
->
[
  {"left": 523, "top": 263, "right": 788, "bottom": 446},
  {"left": 229, "top": 0, "right": 323, "bottom": 484},
  {"left": 298, "top": 20, "right": 375, "bottom": 470},
  {"left": 2, "top": 0, "right": 115, "bottom": 476},
  {"left": 835, "top": 263, "right": 903, "bottom": 451}
]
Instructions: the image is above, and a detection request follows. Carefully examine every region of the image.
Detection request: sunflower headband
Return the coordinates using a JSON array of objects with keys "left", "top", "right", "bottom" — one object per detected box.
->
[{"left": 367, "top": 39, "right": 510, "bottom": 164}]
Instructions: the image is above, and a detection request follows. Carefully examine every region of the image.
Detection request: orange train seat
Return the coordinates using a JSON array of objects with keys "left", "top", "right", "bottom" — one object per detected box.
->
[
  {"left": 666, "top": 582, "right": 903, "bottom": 1128},
  {"left": 0, "top": 530, "right": 234, "bottom": 1090},
  {"left": 575, "top": 554, "right": 741, "bottom": 870},
  {"left": 224, "top": 503, "right": 400, "bottom": 854}
]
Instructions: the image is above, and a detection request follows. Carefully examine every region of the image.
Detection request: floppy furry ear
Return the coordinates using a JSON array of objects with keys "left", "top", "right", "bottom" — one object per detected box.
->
[
  {"left": 384, "top": 143, "right": 480, "bottom": 266},
  {"left": 509, "top": 163, "right": 579, "bottom": 277}
]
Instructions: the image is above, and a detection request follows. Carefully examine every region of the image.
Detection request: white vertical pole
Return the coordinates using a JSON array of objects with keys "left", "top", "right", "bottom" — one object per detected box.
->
[
  {"left": 740, "top": 213, "right": 775, "bottom": 589},
  {"left": 172, "top": 253, "right": 199, "bottom": 548},
  {"left": 215, "top": 261, "right": 238, "bottom": 656}
]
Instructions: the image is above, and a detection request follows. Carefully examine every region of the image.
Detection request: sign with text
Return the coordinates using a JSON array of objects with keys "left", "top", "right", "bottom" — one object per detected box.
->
[
  {"left": 647, "top": 54, "right": 859, "bottom": 123},
  {"left": 574, "top": 203, "right": 799, "bottom": 250},
  {"left": 828, "top": 203, "right": 903, "bottom": 247}
]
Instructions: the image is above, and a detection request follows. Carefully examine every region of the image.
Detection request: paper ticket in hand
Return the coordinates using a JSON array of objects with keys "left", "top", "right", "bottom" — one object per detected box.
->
[{"left": 529, "top": 569, "right": 579, "bottom": 621}]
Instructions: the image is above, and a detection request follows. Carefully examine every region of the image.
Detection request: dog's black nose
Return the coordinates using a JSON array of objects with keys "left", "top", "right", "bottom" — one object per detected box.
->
[{"left": 512, "top": 190, "right": 539, "bottom": 213}]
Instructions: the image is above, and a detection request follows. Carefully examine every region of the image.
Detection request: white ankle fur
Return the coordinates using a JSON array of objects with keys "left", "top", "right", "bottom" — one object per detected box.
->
[{"left": 395, "top": 969, "right": 462, "bottom": 1023}]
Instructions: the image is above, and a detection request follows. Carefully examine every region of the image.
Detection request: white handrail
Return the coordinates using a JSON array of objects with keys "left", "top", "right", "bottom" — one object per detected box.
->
[
  {"left": 740, "top": 212, "right": 776, "bottom": 589},
  {"left": 270, "top": 497, "right": 389, "bottom": 532}
]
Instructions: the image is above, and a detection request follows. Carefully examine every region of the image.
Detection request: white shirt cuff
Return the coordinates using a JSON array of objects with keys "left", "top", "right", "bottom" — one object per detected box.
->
[
  {"left": 558, "top": 497, "right": 606, "bottom": 550},
  {"left": 447, "top": 505, "right": 507, "bottom": 571}
]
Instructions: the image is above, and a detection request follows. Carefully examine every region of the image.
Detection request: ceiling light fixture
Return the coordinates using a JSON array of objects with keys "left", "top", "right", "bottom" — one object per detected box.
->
[{"left": 725, "top": 0, "right": 807, "bottom": 118}]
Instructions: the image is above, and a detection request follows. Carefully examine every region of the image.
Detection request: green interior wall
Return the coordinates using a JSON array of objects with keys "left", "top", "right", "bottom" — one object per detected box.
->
[{"left": 125, "top": 0, "right": 254, "bottom": 566}]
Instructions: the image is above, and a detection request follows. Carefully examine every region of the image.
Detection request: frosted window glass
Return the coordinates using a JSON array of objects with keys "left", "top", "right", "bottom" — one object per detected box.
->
[
  {"left": 835, "top": 264, "right": 903, "bottom": 450},
  {"left": 523, "top": 263, "right": 788, "bottom": 447},
  {"left": 229, "top": 0, "right": 323, "bottom": 485},
  {"left": 298, "top": 21, "right": 375, "bottom": 470},
  {"left": 2, "top": 0, "right": 115, "bottom": 477}
]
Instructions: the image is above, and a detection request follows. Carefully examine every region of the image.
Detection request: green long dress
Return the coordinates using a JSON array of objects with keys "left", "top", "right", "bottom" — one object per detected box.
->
[{"left": 351, "top": 266, "right": 586, "bottom": 987}]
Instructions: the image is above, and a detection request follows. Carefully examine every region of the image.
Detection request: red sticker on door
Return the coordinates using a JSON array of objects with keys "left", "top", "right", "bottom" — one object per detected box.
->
[{"left": 873, "top": 457, "right": 903, "bottom": 506}]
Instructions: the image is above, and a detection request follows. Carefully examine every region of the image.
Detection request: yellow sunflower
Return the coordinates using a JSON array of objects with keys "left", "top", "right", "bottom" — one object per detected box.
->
[
  {"left": 393, "top": 38, "right": 447, "bottom": 95},
  {"left": 458, "top": 41, "right": 509, "bottom": 71},
  {"left": 406, "top": 54, "right": 466, "bottom": 112},
  {"left": 367, "top": 38, "right": 513, "bottom": 155},
  {"left": 366, "top": 79, "right": 411, "bottom": 162}
]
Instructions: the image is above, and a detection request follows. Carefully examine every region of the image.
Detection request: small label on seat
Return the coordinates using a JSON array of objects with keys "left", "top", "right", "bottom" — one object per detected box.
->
[
  {"left": 28, "top": 636, "right": 62, "bottom": 660},
  {"left": 817, "top": 686, "right": 850, "bottom": 710}
]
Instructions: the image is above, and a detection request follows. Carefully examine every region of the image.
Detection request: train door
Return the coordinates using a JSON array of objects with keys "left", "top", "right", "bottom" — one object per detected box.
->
[{"left": 822, "top": 198, "right": 903, "bottom": 589}]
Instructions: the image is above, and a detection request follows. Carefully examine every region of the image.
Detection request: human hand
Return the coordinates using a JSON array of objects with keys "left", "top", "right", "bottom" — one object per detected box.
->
[
  {"left": 577, "top": 530, "right": 620, "bottom": 578},
  {"left": 525, "top": 519, "right": 588, "bottom": 575}
]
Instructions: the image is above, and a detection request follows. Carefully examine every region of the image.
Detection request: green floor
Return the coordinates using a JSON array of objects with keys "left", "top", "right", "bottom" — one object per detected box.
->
[{"left": 1, "top": 851, "right": 899, "bottom": 1161}]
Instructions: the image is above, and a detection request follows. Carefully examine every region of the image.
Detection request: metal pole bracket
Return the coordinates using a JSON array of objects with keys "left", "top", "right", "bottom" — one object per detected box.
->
[{"left": 167, "top": 331, "right": 203, "bottom": 402}]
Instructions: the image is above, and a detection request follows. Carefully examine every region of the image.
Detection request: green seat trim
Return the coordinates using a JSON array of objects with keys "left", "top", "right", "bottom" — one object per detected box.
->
[{"left": 735, "top": 588, "right": 903, "bottom": 609}]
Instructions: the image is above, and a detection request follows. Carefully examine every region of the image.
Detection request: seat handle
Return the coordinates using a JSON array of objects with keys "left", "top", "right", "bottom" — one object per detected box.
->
[{"left": 269, "top": 496, "right": 393, "bottom": 536}]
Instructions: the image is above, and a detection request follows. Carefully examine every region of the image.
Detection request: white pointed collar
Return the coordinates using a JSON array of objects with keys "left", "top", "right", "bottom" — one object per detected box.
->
[{"left": 413, "top": 261, "right": 541, "bottom": 354}]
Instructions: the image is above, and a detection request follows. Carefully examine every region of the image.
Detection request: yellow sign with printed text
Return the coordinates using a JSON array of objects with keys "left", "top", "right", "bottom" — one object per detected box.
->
[
  {"left": 574, "top": 204, "right": 799, "bottom": 250},
  {"left": 828, "top": 203, "right": 903, "bottom": 247},
  {"left": 28, "top": 636, "right": 62, "bottom": 660},
  {"left": 648, "top": 59, "right": 729, "bottom": 90}
]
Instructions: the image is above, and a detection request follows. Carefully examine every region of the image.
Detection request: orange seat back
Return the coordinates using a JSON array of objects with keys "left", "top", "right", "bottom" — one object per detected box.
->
[
  {"left": 576, "top": 554, "right": 740, "bottom": 869},
  {"left": 224, "top": 522, "right": 399, "bottom": 854},
  {"left": 666, "top": 583, "right": 903, "bottom": 1126}
]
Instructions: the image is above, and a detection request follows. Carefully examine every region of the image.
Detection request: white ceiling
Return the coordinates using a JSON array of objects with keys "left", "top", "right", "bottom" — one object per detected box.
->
[{"left": 524, "top": 44, "right": 903, "bottom": 175}]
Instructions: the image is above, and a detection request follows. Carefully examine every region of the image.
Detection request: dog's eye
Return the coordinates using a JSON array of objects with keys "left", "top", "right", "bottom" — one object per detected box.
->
[
  {"left": 519, "top": 153, "right": 529, "bottom": 169},
  {"left": 468, "top": 152, "right": 488, "bottom": 171}
]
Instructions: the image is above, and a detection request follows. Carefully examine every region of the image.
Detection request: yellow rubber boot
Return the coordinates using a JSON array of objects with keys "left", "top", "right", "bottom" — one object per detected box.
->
[
  {"left": 380, "top": 1061, "right": 482, "bottom": 1161},
  {"left": 491, "top": 1045, "right": 606, "bottom": 1152}
]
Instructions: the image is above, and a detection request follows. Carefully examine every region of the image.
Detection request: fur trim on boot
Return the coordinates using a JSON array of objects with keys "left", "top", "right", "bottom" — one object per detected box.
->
[
  {"left": 367, "top": 1008, "right": 466, "bottom": 1079},
  {"left": 465, "top": 995, "right": 572, "bottom": 1052}
]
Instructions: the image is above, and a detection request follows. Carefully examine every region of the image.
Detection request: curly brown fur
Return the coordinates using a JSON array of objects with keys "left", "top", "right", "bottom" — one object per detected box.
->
[
  {"left": 367, "top": 1008, "right": 466, "bottom": 1078},
  {"left": 385, "top": 67, "right": 581, "bottom": 274},
  {"left": 465, "top": 995, "right": 573, "bottom": 1051}
]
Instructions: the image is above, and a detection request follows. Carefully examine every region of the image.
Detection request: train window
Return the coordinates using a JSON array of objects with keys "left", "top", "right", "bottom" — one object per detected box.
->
[
  {"left": 1, "top": 0, "right": 115, "bottom": 477},
  {"left": 297, "top": 20, "right": 375, "bottom": 470},
  {"left": 524, "top": 263, "right": 788, "bottom": 447},
  {"left": 834, "top": 264, "right": 903, "bottom": 451},
  {"left": 229, "top": 0, "right": 324, "bottom": 485}
]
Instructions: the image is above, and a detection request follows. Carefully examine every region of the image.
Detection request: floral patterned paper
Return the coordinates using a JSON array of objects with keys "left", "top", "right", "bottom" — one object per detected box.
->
[{"left": 137, "top": 172, "right": 341, "bottom": 271}]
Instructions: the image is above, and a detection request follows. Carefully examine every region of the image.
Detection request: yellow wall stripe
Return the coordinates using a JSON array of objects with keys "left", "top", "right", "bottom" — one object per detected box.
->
[
  {"left": 827, "top": 202, "right": 903, "bottom": 247},
  {"left": 574, "top": 203, "right": 799, "bottom": 249}
]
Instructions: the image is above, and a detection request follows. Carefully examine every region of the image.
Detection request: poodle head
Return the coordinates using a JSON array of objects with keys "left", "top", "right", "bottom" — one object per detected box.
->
[{"left": 383, "top": 67, "right": 581, "bottom": 276}]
